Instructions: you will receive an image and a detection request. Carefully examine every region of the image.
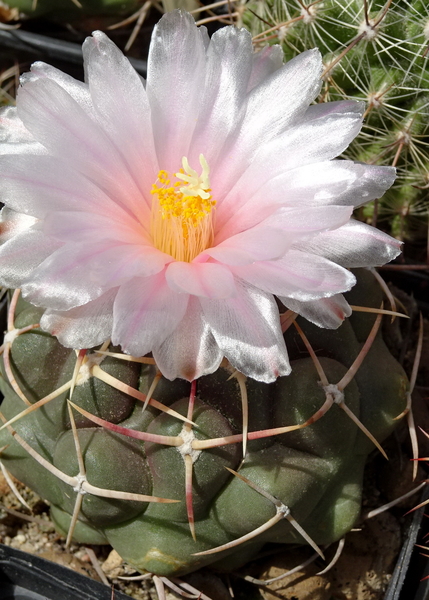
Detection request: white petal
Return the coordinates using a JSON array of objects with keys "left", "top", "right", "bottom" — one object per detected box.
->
[
  {"left": 83, "top": 31, "right": 158, "bottom": 207},
  {"left": 0, "top": 105, "right": 45, "bottom": 155},
  {"left": 189, "top": 24, "right": 253, "bottom": 170},
  {"left": 165, "top": 261, "right": 236, "bottom": 298},
  {"left": 240, "top": 49, "right": 322, "bottom": 149},
  {"left": 0, "top": 226, "right": 61, "bottom": 289},
  {"left": 217, "top": 161, "right": 395, "bottom": 242},
  {"left": 214, "top": 50, "right": 323, "bottom": 208},
  {"left": 23, "top": 242, "right": 169, "bottom": 311},
  {"left": 198, "top": 25, "right": 210, "bottom": 51},
  {"left": 247, "top": 45, "right": 284, "bottom": 91},
  {"left": 208, "top": 227, "right": 291, "bottom": 265},
  {"left": 303, "top": 99, "right": 364, "bottom": 121},
  {"left": 112, "top": 273, "right": 189, "bottom": 356},
  {"left": 0, "top": 207, "right": 37, "bottom": 243},
  {"left": 216, "top": 202, "right": 353, "bottom": 246},
  {"left": 201, "top": 279, "right": 290, "bottom": 383},
  {"left": 153, "top": 297, "right": 222, "bottom": 381},
  {"left": 261, "top": 205, "right": 353, "bottom": 233},
  {"left": 254, "top": 161, "right": 396, "bottom": 210},
  {"left": 40, "top": 288, "right": 117, "bottom": 348},
  {"left": 215, "top": 107, "right": 364, "bottom": 235},
  {"left": 274, "top": 102, "right": 364, "bottom": 167},
  {"left": 280, "top": 294, "right": 352, "bottom": 329},
  {"left": 297, "top": 220, "right": 402, "bottom": 267},
  {"left": 146, "top": 10, "right": 207, "bottom": 170},
  {"left": 22, "top": 61, "right": 93, "bottom": 114},
  {"left": 0, "top": 106, "right": 32, "bottom": 143},
  {"left": 233, "top": 251, "right": 356, "bottom": 301}
]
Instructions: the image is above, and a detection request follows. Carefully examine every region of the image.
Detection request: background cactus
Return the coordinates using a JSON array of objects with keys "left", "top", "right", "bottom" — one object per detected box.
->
[
  {"left": 0, "top": 270, "right": 408, "bottom": 577},
  {"left": 240, "top": 0, "right": 429, "bottom": 249}
]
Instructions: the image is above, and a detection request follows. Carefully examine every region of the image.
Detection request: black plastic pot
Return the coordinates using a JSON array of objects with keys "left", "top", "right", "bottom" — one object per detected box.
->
[
  {"left": 0, "top": 544, "right": 132, "bottom": 600},
  {"left": 0, "top": 28, "right": 147, "bottom": 77},
  {"left": 384, "top": 485, "right": 429, "bottom": 600}
]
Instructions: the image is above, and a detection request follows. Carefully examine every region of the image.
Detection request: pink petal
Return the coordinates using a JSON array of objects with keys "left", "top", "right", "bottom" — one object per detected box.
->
[
  {"left": 146, "top": 11, "right": 207, "bottom": 171},
  {"left": 17, "top": 79, "right": 146, "bottom": 219},
  {"left": 165, "top": 261, "right": 236, "bottom": 298},
  {"left": 280, "top": 294, "right": 352, "bottom": 329},
  {"left": 200, "top": 279, "right": 291, "bottom": 383},
  {"left": 0, "top": 155, "right": 133, "bottom": 220},
  {"left": 0, "top": 225, "right": 61, "bottom": 289},
  {"left": 83, "top": 32, "right": 158, "bottom": 210},
  {"left": 40, "top": 288, "right": 117, "bottom": 348},
  {"left": 43, "top": 211, "right": 148, "bottom": 245},
  {"left": 208, "top": 227, "right": 291, "bottom": 265},
  {"left": 297, "top": 219, "right": 402, "bottom": 267},
  {"left": 153, "top": 296, "right": 222, "bottom": 381},
  {"left": 112, "top": 272, "right": 189, "bottom": 356},
  {"left": 233, "top": 251, "right": 356, "bottom": 301},
  {"left": 22, "top": 243, "right": 110, "bottom": 310},
  {"left": 23, "top": 241, "right": 170, "bottom": 311},
  {"left": 247, "top": 45, "right": 284, "bottom": 91},
  {"left": 95, "top": 245, "right": 171, "bottom": 284}
]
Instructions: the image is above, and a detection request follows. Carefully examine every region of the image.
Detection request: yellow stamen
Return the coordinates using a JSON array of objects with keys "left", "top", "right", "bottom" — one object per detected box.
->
[{"left": 150, "top": 154, "right": 216, "bottom": 262}]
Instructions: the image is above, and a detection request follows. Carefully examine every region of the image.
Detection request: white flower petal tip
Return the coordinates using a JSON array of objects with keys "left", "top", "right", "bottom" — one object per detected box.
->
[
  {"left": 280, "top": 294, "right": 352, "bottom": 329},
  {"left": 0, "top": 12, "right": 401, "bottom": 382}
]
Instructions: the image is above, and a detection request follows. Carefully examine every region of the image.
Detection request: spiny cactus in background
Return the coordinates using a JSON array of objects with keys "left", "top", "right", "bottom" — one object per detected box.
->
[
  {"left": 0, "top": 270, "right": 408, "bottom": 577},
  {"left": 240, "top": 0, "right": 429, "bottom": 246}
]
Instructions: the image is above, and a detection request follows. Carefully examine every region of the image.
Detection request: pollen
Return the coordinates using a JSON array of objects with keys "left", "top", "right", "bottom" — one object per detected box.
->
[{"left": 150, "top": 154, "right": 216, "bottom": 262}]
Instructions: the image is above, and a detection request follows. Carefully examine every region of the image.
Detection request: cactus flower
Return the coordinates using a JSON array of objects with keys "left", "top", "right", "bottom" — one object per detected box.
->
[{"left": 0, "top": 11, "right": 401, "bottom": 383}]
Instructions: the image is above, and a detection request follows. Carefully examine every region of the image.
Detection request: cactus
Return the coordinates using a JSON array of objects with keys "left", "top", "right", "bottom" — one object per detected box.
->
[
  {"left": 240, "top": 0, "right": 429, "bottom": 246},
  {"left": 0, "top": 269, "right": 408, "bottom": 577}
]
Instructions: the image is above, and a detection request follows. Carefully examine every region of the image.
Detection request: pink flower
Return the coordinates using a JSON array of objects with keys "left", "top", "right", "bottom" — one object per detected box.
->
[{"left": 0, "top": 11, "right": 400, "bottom": 382}]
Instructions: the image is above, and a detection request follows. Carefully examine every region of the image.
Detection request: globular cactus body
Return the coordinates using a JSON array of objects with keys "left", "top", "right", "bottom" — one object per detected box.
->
[{"left": 0, "top": 270, "right": 407, "bottom": 576}]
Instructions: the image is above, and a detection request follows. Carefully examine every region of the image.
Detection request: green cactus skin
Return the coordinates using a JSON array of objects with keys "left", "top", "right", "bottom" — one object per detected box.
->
[
  {"left": 0, "top": 270, "right": 407, "bottom": 576},
  {"left": 3, "top": 0, "right": 141, "bottom": 18},
  {"left": 241, "top": 0, "right": 429, "bottom": 245}
]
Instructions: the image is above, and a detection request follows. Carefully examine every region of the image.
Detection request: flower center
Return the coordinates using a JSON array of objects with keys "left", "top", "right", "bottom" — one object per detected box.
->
[{"left": 150, "top": 154, "right": 216, "bottom": 262}]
